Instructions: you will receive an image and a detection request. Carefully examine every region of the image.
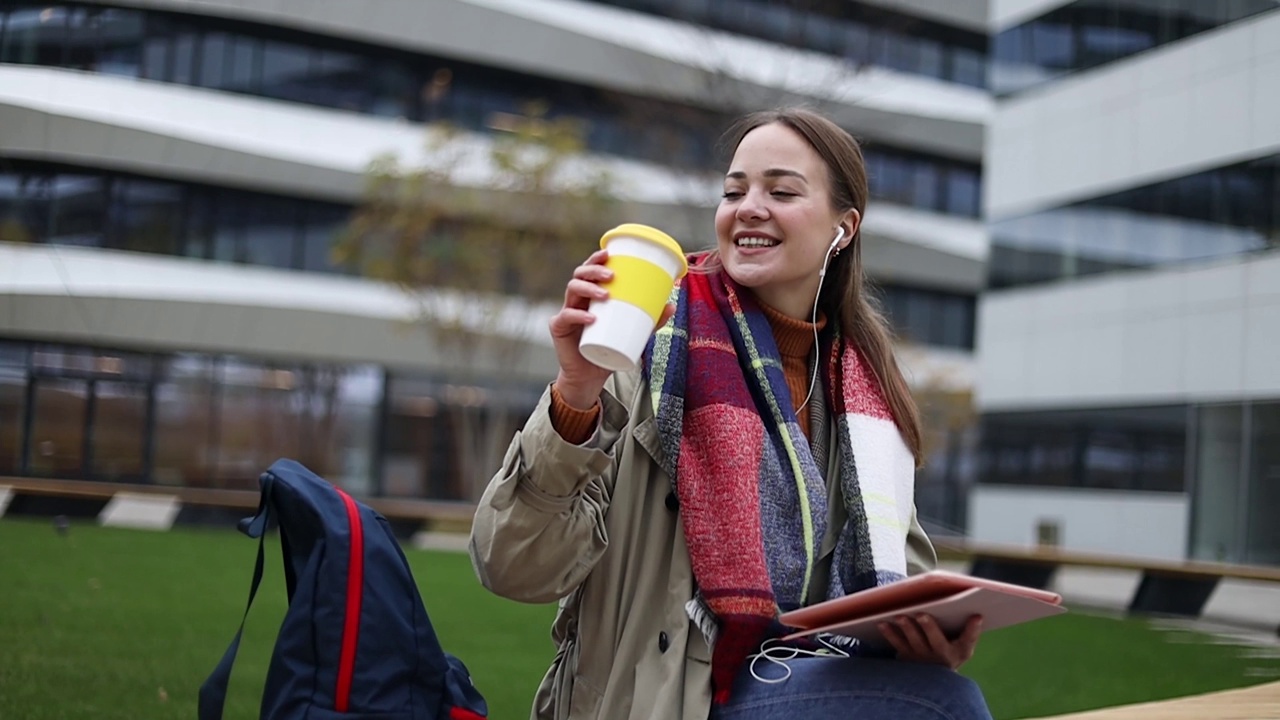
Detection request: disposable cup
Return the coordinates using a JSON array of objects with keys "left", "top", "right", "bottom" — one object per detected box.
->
[{"left": 579, "top": 223, "right": 687, "bottom": 372}]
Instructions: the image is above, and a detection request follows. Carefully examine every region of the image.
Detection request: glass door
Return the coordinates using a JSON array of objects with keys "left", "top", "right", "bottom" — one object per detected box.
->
[
  {"left": 1245, "top": 402, "right": 1280, "bottom": 565},
  {"left": 89, "top": 379, "right": 150, "bottom": 482},
  {"left": 1190, "top": 404, "right": 1246, "bottom": 562},
  {"left": 26, "top": 378, "right": 90, "bottom": 478}
]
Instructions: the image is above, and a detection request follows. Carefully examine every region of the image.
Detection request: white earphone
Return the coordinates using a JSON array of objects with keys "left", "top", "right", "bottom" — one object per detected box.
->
[
  {"left": 818, "top": 227, "right": 845, "bottom": 279},
  {"left": 829, "top": 226, "right": 845, "bottom": 252}
]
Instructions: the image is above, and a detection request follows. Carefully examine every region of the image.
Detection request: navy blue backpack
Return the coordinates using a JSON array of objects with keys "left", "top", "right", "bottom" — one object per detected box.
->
[{"left": 199, "top": 459, "right": 488, "bottom": 720}]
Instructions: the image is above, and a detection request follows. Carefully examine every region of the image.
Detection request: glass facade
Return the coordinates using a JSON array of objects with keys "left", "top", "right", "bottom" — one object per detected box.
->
[
  {"left": 1191, "top": 401, "right": 1280, "bottom": 565},
  {"left": 979, "top": 406, "right": 1189, "bottom": 492},
  {"left": 592, "top": 0, "right": 990, "bottom": 88},
  {"left": 0, "top": 160, "right": 353, "bottom": 272},
  {"left": 879, "top": 283, "right": 976, "bottom": 350},
  {"left": 0, "top": 339, "right": 547, "bottom": 501},
  {"left": 1, "top": 341, "right": 385, "bottom": 492},
  {"left": 979, "top": 400, "right": 1280, "bottom": 564},
  {"left": 865, "top": 148, "right": 982, "bottom": 219},
  {"left": 0, "top": 3, "right": 982, "bottom": 216},
  {"left": 989, "top": 154, "right": 1280, "bottom": 289},
  {"left": 992, "top": 0, "right": 1280, "bottom": 95},
  {"left": 0, "top": 335, "right": 974, "bottom": 524},
  {"left": 382, "top": 376, "right": 542, "bottom": 502}
]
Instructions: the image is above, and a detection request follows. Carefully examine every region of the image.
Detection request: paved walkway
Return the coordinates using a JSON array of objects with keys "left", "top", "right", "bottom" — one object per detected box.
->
[{"left": 1032, "top": 681, "right": 1280, "bottom": 719}]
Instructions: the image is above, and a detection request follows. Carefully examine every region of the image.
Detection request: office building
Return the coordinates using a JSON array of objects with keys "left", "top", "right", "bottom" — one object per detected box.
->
[
  {"left": 973, "top": 0, "right": 1280, "bottom": 564},
  {"left": 0, "top": 0, "right": 989, "bottom": 515}
]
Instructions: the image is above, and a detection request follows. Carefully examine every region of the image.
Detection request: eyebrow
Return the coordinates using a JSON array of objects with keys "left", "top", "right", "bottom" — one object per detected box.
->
[{"left": 725, "top": 169, "right": 808, "bottom": 182}]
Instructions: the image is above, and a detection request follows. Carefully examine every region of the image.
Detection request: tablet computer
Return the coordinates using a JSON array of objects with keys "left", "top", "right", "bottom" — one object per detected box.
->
[{"left": 780, "top": 570, "right": 1062, "bottom": 631}]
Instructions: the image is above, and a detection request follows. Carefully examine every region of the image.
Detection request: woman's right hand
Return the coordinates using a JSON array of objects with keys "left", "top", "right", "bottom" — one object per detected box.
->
[{"left": 548, "top": 249, "right": 616, "bottom": 410}]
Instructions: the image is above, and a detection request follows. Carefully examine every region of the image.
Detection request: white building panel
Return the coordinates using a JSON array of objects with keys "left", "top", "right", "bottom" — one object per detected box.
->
[
  {"left": 989, "top": 0, "right": 1071, "bottom": 31},
  {"left": 968, "top": 485, "right": 1190, "bottom": 560},
  {"left": 978, "top": 251, "right": 1280, "bottom": 410},
  {"left": 861, "top": 0, "right": 989, "bottom": 31}
]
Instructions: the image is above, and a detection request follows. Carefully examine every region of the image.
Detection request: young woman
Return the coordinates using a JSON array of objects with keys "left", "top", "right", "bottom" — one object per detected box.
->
[{"left": 470, "top": 108, "right": 992, "bottom": 720}]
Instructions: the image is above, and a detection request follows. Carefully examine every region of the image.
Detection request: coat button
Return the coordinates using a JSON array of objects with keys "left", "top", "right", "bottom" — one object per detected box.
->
[
  {"left": 665, "top": 491, "right": 679, "bottom": 512},
  {"left": 658, "top": 631, "right": 670, "bottom": 653}
]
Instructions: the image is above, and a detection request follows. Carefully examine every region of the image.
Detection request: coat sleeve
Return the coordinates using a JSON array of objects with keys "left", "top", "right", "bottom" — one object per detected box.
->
[
  {"left": 905, "top": 505, "right": 938, "bottom": 577},
  {"left": 469, "top": 375, "right": 635, "bottom": 604}
]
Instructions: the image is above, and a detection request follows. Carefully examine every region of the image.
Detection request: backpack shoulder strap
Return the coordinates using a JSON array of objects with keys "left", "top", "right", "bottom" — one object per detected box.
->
[{"left": 198, "top": 479, "right": 274, "bottom": 720}]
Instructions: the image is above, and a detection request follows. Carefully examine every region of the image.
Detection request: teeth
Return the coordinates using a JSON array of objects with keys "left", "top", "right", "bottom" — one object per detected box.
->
[{"left": 736, "top": 236, "right": 779, "bottom": 248}]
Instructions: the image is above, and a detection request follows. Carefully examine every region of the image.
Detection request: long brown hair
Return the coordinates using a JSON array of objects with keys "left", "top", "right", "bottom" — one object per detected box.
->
[{"left": 717, "top": 108, "right": 923, "bottom": 465}]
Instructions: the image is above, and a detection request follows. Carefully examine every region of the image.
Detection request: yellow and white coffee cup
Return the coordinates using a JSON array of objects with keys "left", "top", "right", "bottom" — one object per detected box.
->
[{"left": 579, "top": 223, "right": 687, "bottom": 372}]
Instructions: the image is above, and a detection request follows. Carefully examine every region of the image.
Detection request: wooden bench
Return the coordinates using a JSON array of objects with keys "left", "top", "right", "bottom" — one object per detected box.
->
[
  {"left": 935, "top": 538, "right": 1280, "bottom": 621},
  {"left": 0, "top": 475, "right": 477, "bottom": 532}
]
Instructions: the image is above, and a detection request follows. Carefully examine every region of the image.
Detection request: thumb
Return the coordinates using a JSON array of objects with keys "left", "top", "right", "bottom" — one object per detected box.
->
[
  {"left": 962, "top": 615, "right": 984, "bottom": 645},
  {"left": 658, "top": 303, "right": 676, "bottom": 328}
]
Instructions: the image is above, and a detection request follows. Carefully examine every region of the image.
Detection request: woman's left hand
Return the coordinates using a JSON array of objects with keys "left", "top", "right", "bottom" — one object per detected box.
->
[{"left": 879, "top": 614, "right": 982, "bottom": 669}]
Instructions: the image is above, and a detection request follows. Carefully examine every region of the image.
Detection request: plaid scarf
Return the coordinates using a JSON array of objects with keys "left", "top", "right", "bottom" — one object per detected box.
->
[{"left": 643, "top": 260, "right": 915, "bottom": 704}]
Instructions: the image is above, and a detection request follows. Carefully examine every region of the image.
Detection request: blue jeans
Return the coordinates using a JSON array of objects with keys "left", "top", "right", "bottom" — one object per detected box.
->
[{"left": 710, "top": 656, "right": 993, "bottom": 720}]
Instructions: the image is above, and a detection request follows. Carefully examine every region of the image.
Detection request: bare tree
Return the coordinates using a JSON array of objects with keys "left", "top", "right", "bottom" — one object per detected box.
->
[
  {"left": 335, "top": 104, "right": 621, "bottom": 500},
  {"left": 898, "top": 343, "right": 979, "bottom": 534}
]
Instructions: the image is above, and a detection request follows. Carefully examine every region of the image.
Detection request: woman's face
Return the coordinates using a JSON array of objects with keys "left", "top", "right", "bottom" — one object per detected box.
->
[{"left": 714, "top": 122, "right": 854, "bottom": 319}]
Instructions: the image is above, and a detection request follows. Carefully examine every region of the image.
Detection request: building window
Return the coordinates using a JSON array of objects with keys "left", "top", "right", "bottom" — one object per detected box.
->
[
  {"left": 1190, "top": 401, "right": 1280, "bottom": 565},
  {"left": 152, "top": 354, "right": 217, "bottom": 487},
  {"left": 878, "top": 284, "right": 977, "bottom": 350},
  {"left": 864, "top": 147, "right": 983, "bottom": 218},
  {"left": 0, "top": 343, "right": 29, "bottom": 474},
  {"left": 383, "top": 375, "right": 541, "bottom": 501},
  {"left": 27, "top": 378, "right": 90, "bottom": 478},
  {"left": 991, "top": 0, "right": 1279, "bottom": 95},
  {"left": 1246, "top": 402, "right": 1280, "bottom": 565},
  {"left": 989, "top": 154, "right": 1280, "bottom": 289},
  {"left": 978, "top": 405, "right": 1189, "bottom": 492},
  {"left": 0, "top": 340, "right": 386, "bottom": 495},
  {"left": 0, "top": 160, "right": 354, "bottom": 273},
  {"left": 588, "top": 0, "right": 990, "bottom": 88},
  {"left": 89, "top": 379, "right": 150, "bottom": 482}
]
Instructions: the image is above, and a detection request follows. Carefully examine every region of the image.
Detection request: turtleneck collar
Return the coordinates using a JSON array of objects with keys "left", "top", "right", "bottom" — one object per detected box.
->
[{"left": 759, "top": 300, "right": 828, "bottom": 358}]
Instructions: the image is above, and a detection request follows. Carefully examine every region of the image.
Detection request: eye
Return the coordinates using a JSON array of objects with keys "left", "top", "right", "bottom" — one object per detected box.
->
[
  {"left": 771, "top": 190, "right": 798, "bottom": 198},
  {"left": 721, "top": 191, "right": 744, "bottom": 200}
]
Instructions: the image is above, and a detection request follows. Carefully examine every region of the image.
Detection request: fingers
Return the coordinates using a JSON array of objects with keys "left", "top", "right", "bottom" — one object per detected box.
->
[
  {"left": 917, "top": 614, "right": 954, "bottom": 650},
  {"left": 548, "top": 308, "right": 596, "bottom": 339},
  {"left": 880, "top": 615, "right": 983, "bottom": 669},
  {"left": 564, "top": 278, "right": 609, "bottom": 308},
  {"left": 564, "top": 255, "right": 613, "bottom": 310},
  {"left": 578, "top": 248, "right": 609, "bottom": 268},
  {"left": 913, "top": 614, "right": 961, "bottom": 669},
  {"left": 892, "top": 616, "right": 933, "bottom": 658},
  {"left": 878, "top": 621, "right": 911, "bottom": 657},
  {"left": 950, "top": 615, "right": 983, "bottom": 667}
]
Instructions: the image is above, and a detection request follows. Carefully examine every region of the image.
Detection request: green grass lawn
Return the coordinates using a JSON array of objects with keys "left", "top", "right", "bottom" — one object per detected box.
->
[{"left": 2, "top": 517, "right": 1278, "bottom": 720}]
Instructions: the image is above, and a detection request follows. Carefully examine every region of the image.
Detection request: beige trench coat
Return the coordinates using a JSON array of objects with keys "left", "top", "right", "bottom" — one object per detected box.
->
[{"left": 469, "top": 370, "right": 937, "bottom": 720}]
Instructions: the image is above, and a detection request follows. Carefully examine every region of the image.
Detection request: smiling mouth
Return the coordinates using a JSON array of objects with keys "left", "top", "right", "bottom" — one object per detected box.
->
[{"left": 735, "top": 236, "right": 780, "bottom": 248}]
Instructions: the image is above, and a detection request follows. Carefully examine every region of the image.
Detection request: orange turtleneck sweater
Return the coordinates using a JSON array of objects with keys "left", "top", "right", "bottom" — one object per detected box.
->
[{"left": 550, "top": 302, "right": 827, "bottom": 444}]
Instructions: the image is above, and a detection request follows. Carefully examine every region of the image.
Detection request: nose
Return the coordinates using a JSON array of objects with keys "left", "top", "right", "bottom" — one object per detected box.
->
[{"left": 736, "top": 188, "right": 769, "bottom": 223}]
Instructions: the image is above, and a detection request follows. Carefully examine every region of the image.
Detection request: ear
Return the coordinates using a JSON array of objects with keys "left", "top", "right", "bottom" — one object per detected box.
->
[{"left": 838, "top": 209, "right": 861, "bottom": 251}]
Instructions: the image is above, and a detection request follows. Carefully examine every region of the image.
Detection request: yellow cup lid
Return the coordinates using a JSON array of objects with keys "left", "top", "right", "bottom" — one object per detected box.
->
[{"left": 599, "top": 223, "right": 688, "bottom": 278}]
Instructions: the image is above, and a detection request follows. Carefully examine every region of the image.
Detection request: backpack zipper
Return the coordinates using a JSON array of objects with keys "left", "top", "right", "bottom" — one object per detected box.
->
[{"left": 334, "top": 489, "right": 364, "bottom": 713}]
